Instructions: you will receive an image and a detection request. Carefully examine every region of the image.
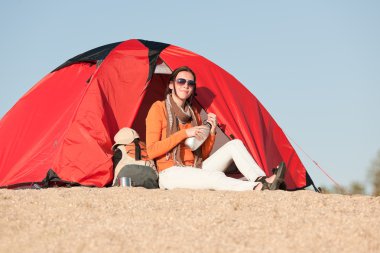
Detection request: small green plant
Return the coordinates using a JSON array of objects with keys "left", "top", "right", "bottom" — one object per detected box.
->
[{"left": 368, "top": 149, "right": 380, "bottom": 196}]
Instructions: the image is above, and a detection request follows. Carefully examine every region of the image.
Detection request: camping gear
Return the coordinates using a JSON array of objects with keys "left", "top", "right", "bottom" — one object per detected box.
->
[
  {"left": 119, "top": 177, "right": 132, "bottom": 187},
  {"left": 115, "top": 165, "right": 159, "bottom": 189},
  {"left": 0, "top": 39, "right": 316, "bottom": 190},
  {"left": 185, "top": 122, "right": 212, "bottom": 151},
  {"left": 111, "top": 127, "right": 158, "bottom": 188},
  {"left": 111, "top": 127, "right": 140, "bottom": 151}
]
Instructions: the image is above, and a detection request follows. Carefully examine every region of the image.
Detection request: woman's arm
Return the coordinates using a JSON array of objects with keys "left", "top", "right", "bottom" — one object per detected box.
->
[
  {"left": 201, "top": 134, "right": 216, "bottom": 160},
  {"left": 146, "top": 102, "right": 188, "bottom": 159},
  {"left": 194, "top": 109, "right": 216, "bottom": 160}
]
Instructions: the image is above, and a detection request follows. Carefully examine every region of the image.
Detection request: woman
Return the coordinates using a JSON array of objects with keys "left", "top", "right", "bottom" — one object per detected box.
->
[{"left": 145, "top": 66, "right": 286, "bottom": 191}]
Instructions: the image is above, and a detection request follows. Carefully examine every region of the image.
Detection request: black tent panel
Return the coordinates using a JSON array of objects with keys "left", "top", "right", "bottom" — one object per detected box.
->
[
  {"left": 52, "top": 42, "right": 122, "bottom": 72},
  {"left": 138, "top": 39, "right": 170, "bottom": 82}
]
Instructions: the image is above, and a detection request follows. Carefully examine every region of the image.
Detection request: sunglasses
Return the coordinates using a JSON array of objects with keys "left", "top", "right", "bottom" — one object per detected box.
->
[{"left": 175, "top": 78, "right": 196, "bottom": 87}]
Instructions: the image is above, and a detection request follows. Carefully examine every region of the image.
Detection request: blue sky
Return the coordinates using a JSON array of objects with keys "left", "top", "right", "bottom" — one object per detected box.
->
[{"left": 1, "top": 1, "right": 379, "bottom": 190}]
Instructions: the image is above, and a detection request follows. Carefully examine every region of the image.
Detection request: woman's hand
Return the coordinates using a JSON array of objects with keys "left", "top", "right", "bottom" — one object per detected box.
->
[
  {"left": 206, "top": 113, "right": 217, "bottom": 135},
  {"left": 185, "top": 125, "right": 210, "bottom": 139}
]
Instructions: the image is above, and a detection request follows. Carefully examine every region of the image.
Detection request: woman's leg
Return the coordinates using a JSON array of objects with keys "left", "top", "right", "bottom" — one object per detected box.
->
[
  {"left": 202, "top": 139, "right": 266, "bottom": 181},
  {"left": 159, "top": 166, "right": 257, "bottom": 191}
]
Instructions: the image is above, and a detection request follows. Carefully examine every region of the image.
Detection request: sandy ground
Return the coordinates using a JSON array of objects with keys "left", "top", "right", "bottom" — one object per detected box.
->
[{"left": 0, "top": 187, "right": 379, "bottom": 253}]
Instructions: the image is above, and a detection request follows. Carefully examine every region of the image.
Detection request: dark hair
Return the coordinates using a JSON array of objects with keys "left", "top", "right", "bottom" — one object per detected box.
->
[{"left": 165, "top": 66, "right": 197, "bottom": 103}]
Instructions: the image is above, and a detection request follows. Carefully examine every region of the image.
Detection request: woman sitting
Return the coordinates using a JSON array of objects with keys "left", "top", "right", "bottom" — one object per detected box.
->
[{"left": 145, "top": 66, "right": 286, "bottom": 191}]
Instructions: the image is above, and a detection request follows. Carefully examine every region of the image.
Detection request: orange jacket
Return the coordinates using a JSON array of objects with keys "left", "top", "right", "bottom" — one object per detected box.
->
[{"left": 146, "top": 101, "right": 215, "bottom": 172}]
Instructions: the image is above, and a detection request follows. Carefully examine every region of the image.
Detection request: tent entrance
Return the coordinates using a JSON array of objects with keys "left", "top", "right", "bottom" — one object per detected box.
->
[
  {"left": 131, "top": 63, "right": 240, "bottom": 177},
  {"left": 132, "top": 71, "right": 234, "bottom": 156}
]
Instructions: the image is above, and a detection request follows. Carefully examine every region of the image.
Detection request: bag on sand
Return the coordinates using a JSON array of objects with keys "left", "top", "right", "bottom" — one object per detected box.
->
[{"left": 112, "top": 128, "right": 158, "bottom": 189}]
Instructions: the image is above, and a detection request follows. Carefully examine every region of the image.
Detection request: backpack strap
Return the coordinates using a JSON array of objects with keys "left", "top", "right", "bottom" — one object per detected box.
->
[
  {"left": 112, "top": 145, "right": 129, "bottom": 186},
  {"left": 133, "top": 138, "right": 142, "bottom": 161}
]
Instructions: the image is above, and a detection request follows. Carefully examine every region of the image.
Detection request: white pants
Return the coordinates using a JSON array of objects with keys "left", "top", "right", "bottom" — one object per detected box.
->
[{"left": 159, "top": 139, "right": 266, "bottom": 191}]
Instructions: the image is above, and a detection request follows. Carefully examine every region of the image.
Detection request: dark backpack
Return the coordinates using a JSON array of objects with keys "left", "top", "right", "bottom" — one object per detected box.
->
[{"left": 112, "top": 139, "right": 158, "bottom": 189}]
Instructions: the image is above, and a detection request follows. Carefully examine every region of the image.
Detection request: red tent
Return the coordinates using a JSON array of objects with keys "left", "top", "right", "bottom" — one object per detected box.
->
[{"left": 0, "top": 39, "right": 315, "bottom": 190}]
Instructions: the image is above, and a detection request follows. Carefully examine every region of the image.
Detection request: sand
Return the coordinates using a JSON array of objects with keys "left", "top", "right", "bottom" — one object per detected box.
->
[{"left": 0, "top": 187, "right": 379, "bottom": 253}]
